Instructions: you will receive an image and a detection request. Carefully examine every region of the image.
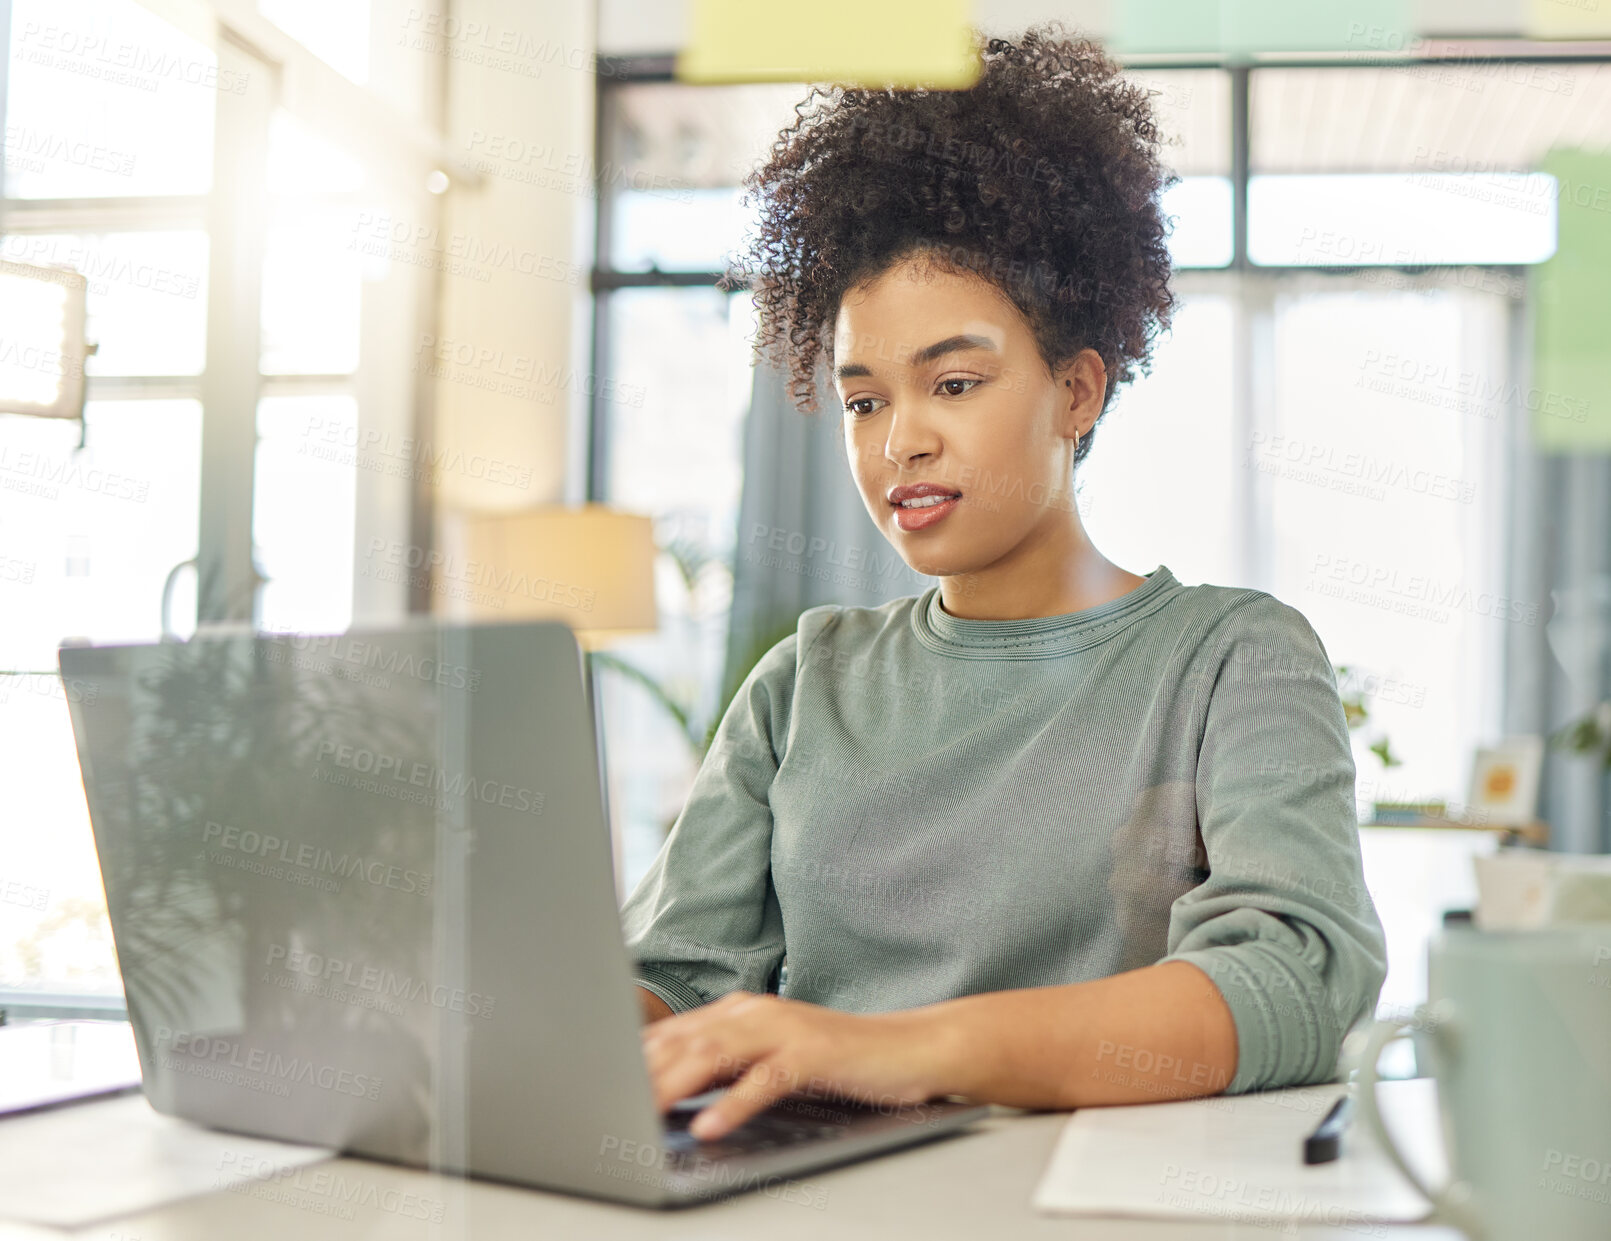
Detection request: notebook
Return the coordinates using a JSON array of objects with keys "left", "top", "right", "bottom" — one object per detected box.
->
[
  {"left": 0, "top": 1093, "right": 332, "bottom": 1229},
  {"left": 1033, "top": 1079, "right": 1443, "bottom": 1225},
  {"left": 0, "top": 1021, "right": 142, "bottom": 1116}
]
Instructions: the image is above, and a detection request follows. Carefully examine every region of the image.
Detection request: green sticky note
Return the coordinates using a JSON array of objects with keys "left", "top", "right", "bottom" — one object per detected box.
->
[
  {"left": 1111, "top": 0, "right": 1410, "bottom": 56},
  {"left": 1531, "top": 148, "right": 1611, "bottom": 453},
  {"left": 677, "top": 0, "right": 978, "bottom": 87}
]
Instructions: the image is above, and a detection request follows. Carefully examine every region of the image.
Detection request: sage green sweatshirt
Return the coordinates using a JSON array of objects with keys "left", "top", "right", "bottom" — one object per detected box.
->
[{"left": 620, "top": 565, "right": 1388, "bottom": 1094}]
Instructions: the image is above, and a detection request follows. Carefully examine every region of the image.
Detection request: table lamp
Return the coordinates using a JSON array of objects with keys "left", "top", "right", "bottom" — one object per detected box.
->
[{"left": 436, "top": 503, "right": 659, "bottom": 650}]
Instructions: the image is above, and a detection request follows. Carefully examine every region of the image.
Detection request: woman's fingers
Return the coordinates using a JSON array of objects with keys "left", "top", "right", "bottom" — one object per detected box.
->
[
  {"left": 640, "top": 994, "right": 802, "bottom": 1119},
  {"left": 688, "top": 1058, "right": 795, "bottom": 1139},
  {"left": 641, "top": 993, "right": 909, "bottom": 1141},
  {"left": 645, "top": 1031, "right": 744, "bottom": 1112}
]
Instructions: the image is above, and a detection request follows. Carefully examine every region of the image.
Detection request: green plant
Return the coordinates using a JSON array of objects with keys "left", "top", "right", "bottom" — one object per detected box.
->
[
  {"left": 1335, "top": 664, "right": 1401, "bottom": 769},
  {"left": 582, "top": 531, "right": 804, "bottom": 843},
  {"left": 585, "top": 613, "right": 800, "bottom": 764},
  {"left": 583, "top": 533, "right": 802, "bottom": 764},
  {"left": 1547, "top": 700, "right": 1611, "bottom": 769}
]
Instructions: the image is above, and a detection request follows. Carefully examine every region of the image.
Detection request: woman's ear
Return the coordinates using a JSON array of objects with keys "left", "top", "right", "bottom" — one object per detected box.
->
[{"left": 1054, "top": 347, "right": 1106, "bottom": 443}]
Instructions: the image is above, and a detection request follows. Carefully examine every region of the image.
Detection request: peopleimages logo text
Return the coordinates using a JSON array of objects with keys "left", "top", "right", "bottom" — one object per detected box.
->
[
  {"left": 268, "top": 632, "right": 481, "bottom": 690},
  {"left": 315, "top": 741, "right": 546, "bottom": 815},
  {"left": 201, "top": 819, "right": 432, "bottom": 895},
  {"left": 266, "top": 945, "right": 495, "bottom": 1018},
  {"left": 365, "top": 536, "right": 596, "bottom": 613},
  {"left": 154, "top": 1027, "right": 382, "bottom": 1099}
]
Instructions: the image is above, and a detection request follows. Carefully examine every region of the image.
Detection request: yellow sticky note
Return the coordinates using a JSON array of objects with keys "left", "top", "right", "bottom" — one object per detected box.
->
[
  {"left": 1526, "top": 0, "right": 1611, "bottom": 39},
  {"left": 677, "top": 0, "right": 979, "bottom": 87}
]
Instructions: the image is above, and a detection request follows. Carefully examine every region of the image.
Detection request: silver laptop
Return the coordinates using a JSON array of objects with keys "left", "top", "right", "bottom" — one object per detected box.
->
[{"left": 57, "top": 618, "right": 987, "bottom": 1207}]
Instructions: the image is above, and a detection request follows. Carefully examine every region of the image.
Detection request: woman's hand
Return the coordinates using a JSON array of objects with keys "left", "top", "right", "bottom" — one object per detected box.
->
[{"left": 640, "top": 991, "right": 953, "bottom": 1140}]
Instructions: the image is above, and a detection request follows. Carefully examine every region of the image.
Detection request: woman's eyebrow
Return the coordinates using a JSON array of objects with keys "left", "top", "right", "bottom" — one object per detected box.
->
[{"left": 834, "top": 333, "right": 999, "bottom": 381}]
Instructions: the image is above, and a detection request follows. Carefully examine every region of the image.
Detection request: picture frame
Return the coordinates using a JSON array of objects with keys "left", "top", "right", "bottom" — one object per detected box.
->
[{"left": 1467, "top": 736, "right": 1545, "bottom": 828}]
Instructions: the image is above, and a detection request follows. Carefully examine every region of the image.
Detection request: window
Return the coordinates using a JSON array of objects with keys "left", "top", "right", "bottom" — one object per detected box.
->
[
  {"left": 3, "top": 0, "right": 216, "bottom": 199},
  {"left": 1264, "top": 283, "right": 1510, "bottom": 805},
  {"left": 0, "top": 0, "right": 439, "bottom": 1017},
  {"left": 1246, "top": 63, "right": 1611, "bottom": 266},
  {"left": 0, "top": 0, "right": 218, "bottom": 1007},
  {"left": 595, "top": 80, "right": 796, "bottom": 892},
  {"left": 0, "top": 400, "right": 202, "bottom": 1000},
  {"left": 254, "top": 395, "right": 360, "bottom": 634},
  {"left": 599, "top": 288, "right": 757, "bottom": 891}
]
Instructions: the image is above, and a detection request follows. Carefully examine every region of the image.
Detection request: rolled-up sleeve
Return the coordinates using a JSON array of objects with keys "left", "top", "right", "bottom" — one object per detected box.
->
[
  {"left": 1162, "top": 595, "right": 1388, "bottom": 1094},
  {"left": 619, "top": 630, "right": 798, "bottom": 1015}
]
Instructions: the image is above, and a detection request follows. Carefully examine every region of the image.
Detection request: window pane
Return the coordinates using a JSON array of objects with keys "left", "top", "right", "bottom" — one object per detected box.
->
[
  {"left": 613, "top": 176, "right": 1235, "bottom": 272},
  {"left": 1252, "top": 64, "right": 1611, "bottom": 175},
  {"left": 0, "top": 232, "right": 209, "bottom": 376},
  {"left": 0, "top": 400, "right": 202, "bottom": 666},
  {"left": 602, "top": 288, "right": 754, "bottom": 892},
  {"left": 0, "top": 398, "right": 202, "bottom": 1000},
  {"left": 1078, "top": 293, "right": 1237, "bottom": 587},
  {"left": 1249, "top": 173, "right": 1558, "bottom": 266},
  {"left": 266, "top": 108, "right": 367, "bottom": 194},
  {"left": 253, "top": 394, "right": 357, "bottom": 633},
  {"left": 4, "top": 0, "right": 216, "bottom": 198},
  {"left": 257, "top": 0, "right": 371, "bottom": 86},
  {"left": 608, "top": 80, "right": 809, "bottom": 189},
  {"left": 605, "top": 72, "right": 1234, "bottom": 273},
  {"left": 605, "top": 81, "right": 804, "bottom": 274},
  {"left": 261, "top": 211, "right": 364, "bottom": 374},
  {"left": 612, "top": 185, "right": 745, "bottom": 273},
  {"left": 1124, "top": 69, "right": 1231, "bottom": 177},
  {"left": 606, "top": 288, "right": 751, "bottom": 554},
  {"left": 1248, "top": 63, "right": 1611, "bottom": 266},
  {"left": 1263, "top": 287, "right": 1507, "bottom": 809},
  {"left": 1162, "top": 177, "right": 1233, "bottom": 268}
]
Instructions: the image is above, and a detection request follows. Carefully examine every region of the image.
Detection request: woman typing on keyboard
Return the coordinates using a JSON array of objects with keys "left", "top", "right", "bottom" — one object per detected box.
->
[{"left": 622, "top": 21, "right": 1388, "bottom": 1143}]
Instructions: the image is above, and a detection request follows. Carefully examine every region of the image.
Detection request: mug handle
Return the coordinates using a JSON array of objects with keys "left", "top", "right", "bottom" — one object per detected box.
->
[{"left": 1354, "top": 1003, "right": 1481, "bottom": 1238}]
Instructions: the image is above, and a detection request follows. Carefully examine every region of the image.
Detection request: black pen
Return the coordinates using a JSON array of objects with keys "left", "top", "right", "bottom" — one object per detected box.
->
[{"left": 1302, "top": 1092, "right": 1353, "bottom": 1165}]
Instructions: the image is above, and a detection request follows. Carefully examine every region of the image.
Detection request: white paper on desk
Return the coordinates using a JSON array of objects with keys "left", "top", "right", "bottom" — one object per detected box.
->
[
  {"left": 1033, "top": 1079, "right": 1444, "bottom": 1225},
  {"left": 0, "top": 1093, "right": 334, "bottom": 1229}
]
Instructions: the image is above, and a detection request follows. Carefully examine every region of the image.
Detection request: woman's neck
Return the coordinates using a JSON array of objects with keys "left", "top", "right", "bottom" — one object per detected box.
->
[{"left": 936, "top": 517, "right": 1147, "bottom": 621}]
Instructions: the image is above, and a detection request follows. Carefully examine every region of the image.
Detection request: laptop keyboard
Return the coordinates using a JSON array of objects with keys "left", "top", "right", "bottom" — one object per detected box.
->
[{"left": 660, "top": 1102, "right": 857, "bottom": 1163}]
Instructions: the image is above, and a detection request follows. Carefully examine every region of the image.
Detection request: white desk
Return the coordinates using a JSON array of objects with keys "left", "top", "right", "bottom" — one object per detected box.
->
[{"left": 0, "top": 1096, "right": 1464, "bottom": 1240}]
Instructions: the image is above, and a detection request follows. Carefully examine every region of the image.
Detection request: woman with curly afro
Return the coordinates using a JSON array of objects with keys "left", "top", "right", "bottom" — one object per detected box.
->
[{"left": 622, "top": 22, "right": 1387, "bottom": 1142}]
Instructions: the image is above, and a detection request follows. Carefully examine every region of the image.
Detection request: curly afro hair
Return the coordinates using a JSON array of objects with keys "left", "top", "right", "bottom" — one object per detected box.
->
[{"left": 722, "top": 21, "right": 1179, "bottom": 469}]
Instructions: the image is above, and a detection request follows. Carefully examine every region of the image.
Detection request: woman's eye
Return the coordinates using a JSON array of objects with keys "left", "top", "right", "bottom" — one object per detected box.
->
[{"left": 843, "top": 380, "right": 979, "bottom": 417}]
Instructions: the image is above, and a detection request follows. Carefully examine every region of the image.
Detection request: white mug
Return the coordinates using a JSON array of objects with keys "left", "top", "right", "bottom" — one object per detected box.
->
[{"left": 1355, "top": 926, "right": 1611, "bottom": 1240}]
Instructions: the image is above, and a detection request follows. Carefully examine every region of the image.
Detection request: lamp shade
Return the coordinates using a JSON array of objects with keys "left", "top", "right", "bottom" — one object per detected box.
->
[
  {"left": 0, "top": 259, "right": 89, "bottom": 420},
  {"left": 437, "top": 504, "right": 658, "bottom": 650}
]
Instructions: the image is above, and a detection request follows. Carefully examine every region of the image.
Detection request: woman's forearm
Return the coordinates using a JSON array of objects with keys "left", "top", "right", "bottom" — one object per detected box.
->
[{"left": 896, "top": 960, "right": 1239, "bottom": 1110}]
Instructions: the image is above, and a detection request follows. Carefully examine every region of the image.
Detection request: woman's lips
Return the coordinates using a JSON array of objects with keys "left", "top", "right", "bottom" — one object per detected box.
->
[{"left": 892, "top": 494, "right": 961, "bottom": 532}]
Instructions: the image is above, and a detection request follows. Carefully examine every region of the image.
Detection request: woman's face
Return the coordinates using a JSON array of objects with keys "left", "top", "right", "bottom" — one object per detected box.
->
[{"left": 832, "top": 254, "right": 1106, "bottom": 580}]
